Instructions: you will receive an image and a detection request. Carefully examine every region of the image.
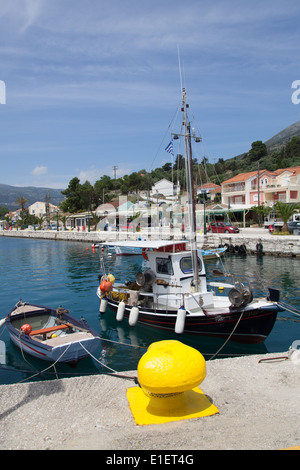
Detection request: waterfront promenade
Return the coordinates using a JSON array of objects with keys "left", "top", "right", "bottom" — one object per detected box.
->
[
  {"left": 0, "top": 352, "right": 299, "bottom": 450},
  {"left": 1, "top": 227, "right": 300, "bottom": 256}
]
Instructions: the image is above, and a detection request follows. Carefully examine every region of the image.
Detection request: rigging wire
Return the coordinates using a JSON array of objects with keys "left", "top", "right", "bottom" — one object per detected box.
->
[{"left": 147, "top": 100, "right": 181, "bottom": 174}]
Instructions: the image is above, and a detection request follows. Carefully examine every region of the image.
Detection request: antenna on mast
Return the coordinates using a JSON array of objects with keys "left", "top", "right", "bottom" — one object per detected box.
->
[{"left": 177, "top": 45, "right": 183, "bottom": 91}]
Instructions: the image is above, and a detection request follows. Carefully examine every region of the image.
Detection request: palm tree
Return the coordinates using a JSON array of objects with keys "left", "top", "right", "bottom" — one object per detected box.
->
[
  {"left": 274, "top": 201, "right": 300, "bottom": 232},
  {"left": 50, "top": 212, "right": 68, "bottom": 230},
  {"left": 16, "top": 212, "right": 28, "bottom": 230},
  {"left": 58, "top": 214, "right": 68, "bottom": 230},
  {"left": 90, "top": 212, "right": 100, "bottom": 230},
  {"left": 36, "top": 215, "right": 46, "bottom": 230},
  {"left": 16, "top": 196, "right": 28, "bottom": 212},
  {"left": 252, "top": 203, "right": 272, "bottom": 227}
]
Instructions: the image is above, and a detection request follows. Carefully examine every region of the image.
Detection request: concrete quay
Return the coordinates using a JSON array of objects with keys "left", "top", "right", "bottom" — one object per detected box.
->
[
  {"left": 1, "top": 227, "right": 300, "bottom": 256},
  {"left": 0, "top": 352, "right": 299, "bottom": 450}
]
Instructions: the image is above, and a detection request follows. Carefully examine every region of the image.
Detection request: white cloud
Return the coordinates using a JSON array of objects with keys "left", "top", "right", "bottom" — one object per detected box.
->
[{"left": 32, "top": 165, "right": 48, "bottom": 176}]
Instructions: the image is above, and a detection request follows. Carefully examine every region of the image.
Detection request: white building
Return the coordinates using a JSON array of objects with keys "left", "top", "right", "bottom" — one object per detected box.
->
[
  {"left": 28, "top": 201, "right": 58, "bottom": 218},
  {"left": 150, "top": 179, "right": 180, "bottom": 198}
]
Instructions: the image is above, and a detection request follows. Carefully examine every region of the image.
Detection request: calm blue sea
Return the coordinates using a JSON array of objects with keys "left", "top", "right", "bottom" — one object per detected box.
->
[{"left": 0, "top": 236, "right": 299, "bottom": 385}]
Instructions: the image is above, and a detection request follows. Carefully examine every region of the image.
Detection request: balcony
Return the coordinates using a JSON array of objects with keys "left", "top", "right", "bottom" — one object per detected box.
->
[{"left": 223, "top": 185, "right": 245, "bottom": 193}]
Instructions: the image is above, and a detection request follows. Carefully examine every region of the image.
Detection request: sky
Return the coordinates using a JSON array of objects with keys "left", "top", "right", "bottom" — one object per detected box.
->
[{"left": 1, "top": 0, "right": 300, "bottom": 189}]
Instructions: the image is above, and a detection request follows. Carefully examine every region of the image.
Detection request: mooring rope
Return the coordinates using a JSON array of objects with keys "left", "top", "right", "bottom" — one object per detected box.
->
[
  {"left": 208, "top": 310, "right": 245, "bottom": 361},
  {"left": 78, "top": 341, "right": 138, "bottom": 382},
  {"left": 17, "top": 341, "right": 73, "bottom": 384},
  {"left": 278, "top": 301, "right": 300, "bottom": 317}
]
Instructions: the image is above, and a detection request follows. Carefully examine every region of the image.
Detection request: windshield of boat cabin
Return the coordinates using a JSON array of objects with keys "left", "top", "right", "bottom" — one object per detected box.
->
[
  {"left": 180, "top": 256, "right": 202, "bottom": 274},
  {"left": 156, "top": 257, "right": 174, "bottom": 275}
]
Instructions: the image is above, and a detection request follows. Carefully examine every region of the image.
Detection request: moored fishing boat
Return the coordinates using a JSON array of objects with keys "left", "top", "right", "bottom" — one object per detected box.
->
[
  {"left": 3, "top": 300, "right": 101, "bottom": 364},
  {"left": 96, "top": 87, "right": 284, "bottom": 344},
  {"left": 97, "top": 239, "right": 283, "bottom": 343}
]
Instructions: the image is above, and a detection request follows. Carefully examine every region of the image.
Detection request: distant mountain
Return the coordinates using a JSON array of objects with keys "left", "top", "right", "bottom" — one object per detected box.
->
[
  {"left": 0, "top": 184, "right": 65, "bottom": 211},
  {"left": 264, "top": 121, "right": 300, "bottom": 151}
]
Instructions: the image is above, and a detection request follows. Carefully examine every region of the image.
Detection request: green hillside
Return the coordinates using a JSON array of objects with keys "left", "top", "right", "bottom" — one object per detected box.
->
[
  {"left": 210, "top": 121, "right": 300, "bottom": 184},
  {"left": 1, "top": 121, "right": 300, "bottom": 215},
  {"left": 0, "top": 184, "right": 64, "bottom": 211}
]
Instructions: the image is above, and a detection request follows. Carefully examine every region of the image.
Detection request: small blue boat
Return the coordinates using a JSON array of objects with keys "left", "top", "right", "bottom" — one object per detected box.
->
[{"left": 4, "top": 301, "right": 101, "bottom": 364}]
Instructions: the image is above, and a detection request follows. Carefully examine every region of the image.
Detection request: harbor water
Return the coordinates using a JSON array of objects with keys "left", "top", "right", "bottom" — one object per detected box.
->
[{"left": 0, "top": 236, "right": 299, "bottom": 385}]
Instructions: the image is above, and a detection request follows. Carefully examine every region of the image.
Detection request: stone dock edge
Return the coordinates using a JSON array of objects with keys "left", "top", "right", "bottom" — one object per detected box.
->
[{"left": 1, "top": 227, "right": 300, "bottom": 256}]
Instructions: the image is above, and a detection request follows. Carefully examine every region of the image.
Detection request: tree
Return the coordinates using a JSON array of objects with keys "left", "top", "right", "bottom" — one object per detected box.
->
[
  {"left": 274, "top": 201, "right": 300, "bottom": 232},
  {"left": 284, "top": 136, "right": 300, "bottom": 161},
  {"left": 16, "top": 211, "right": 28, "bottom": 230},
  {"left": 162, "top": 162, "right": 172, "bottom": 172},
  {"left": 36, "top": 215, "right": 46, "bottom": 230},
  {"left": 58, "top": 214, "right": 68, "bottom": 230},
  {"left": 252, "top": 203, "right": 272, "bottom": 227},
  {"left": 16, "top": 196, "right": 28, "bottom": 211},
  {"left": 80, "top": 180, "right": 96, "bottom": 210},
  {"left": 60, "top": 177, "right": 82, "bottom": 213},
  {"left": 94, "top": 175, "right": 113, "bottom": 203},
  {"left": 4, "top": 214, "right": 12, "bottom": 229},
  {"left": 248, "top": 141, "right": 267, "bottom": 162},
  {"left": 128, "top": 172, "right": 145, "bottom": 194},
  {"left": 89, "top": 212, "right": 100, "bottom": 230},
  {"left": 0, "top": 206, "right": 8, "bottom": 217}
]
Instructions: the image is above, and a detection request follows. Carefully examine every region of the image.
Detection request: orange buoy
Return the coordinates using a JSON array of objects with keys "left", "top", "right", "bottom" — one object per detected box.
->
[
  {"left": 100, "top": 280, "right": 112, "bottom": 293},
  {"left": 21, "top": 324, "right": 32, "bottom": 335}
]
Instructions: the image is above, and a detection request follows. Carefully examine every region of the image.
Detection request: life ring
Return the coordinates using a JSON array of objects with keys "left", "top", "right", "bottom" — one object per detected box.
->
[{"left": 142, "top": 248, "right": 149, "bottom": 261}]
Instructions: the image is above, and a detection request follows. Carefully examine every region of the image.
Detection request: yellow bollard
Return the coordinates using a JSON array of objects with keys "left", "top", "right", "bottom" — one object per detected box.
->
[{"left": 127, "top": 340, "right": 219, "bottom": 425}]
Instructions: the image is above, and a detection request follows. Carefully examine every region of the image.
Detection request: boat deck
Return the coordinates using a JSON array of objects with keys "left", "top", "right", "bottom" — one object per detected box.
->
[
  {"left": 43, "top": 331, "right": 95, "bottom": 347},
  {"left": 10, "top": 304, "right": 46, "bottom": 317}
]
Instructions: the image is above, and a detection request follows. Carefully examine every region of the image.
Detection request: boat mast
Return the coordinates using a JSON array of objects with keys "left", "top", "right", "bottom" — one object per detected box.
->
[{"left": 182, "top": 88, "right": 200, "bottom": 290}]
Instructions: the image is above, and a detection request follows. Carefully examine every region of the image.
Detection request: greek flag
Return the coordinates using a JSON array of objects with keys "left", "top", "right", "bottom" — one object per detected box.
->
[{"left": 165, "top": 141, "right": 174, "bottom": 155}]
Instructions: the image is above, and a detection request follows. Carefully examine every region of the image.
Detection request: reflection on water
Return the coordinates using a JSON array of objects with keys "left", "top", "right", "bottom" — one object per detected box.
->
[{"left": 0, "top": 237, "right": 299, "bottom": 384}]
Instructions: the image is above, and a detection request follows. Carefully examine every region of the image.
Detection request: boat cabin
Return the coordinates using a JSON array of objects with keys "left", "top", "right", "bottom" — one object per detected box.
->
[{"left": 107, "top": 240, "right": 214, "bottom": 311}]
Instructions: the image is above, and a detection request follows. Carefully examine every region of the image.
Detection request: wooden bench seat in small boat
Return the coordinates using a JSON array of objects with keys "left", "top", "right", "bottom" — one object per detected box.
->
[{"left": 29, "top": 323, "right": 72, "bottom": 336}]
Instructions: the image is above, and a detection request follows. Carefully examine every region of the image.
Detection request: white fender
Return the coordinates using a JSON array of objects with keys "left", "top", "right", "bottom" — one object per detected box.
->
[
  {"left": 0, "top": 318, "right": 6, "bottom": 329},
  {"left": 116, "top": 300, "right": 126, "bottom": 322},
  {"left": 175, "top": 307, "right": 186, "bottom": 334},
  {"left": 129, "top": 306, "right": 139, "bottom": 326},
  {"left": 99, "top": 297, "right": 108, "bottom": 313}
]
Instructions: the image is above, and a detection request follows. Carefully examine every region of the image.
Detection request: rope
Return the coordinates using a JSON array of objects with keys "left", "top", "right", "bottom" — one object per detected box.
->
[
  {"left": 78, "top": 341, "right": 138, "bottom": 382},
  {"left": 209, "top": 310, "right": 245, "bottom": 361},
  {"left": 17, "top": 342, "right": 73, "bottom": 384},
  {"left": 99, "top": 335, "right": 147, "bottom": 350},
  {"left": 278, "top": 302, "right": 300, "bottom": 317},
  {"left": 18, "top": 331, "right": 45, "bottom": 380}
]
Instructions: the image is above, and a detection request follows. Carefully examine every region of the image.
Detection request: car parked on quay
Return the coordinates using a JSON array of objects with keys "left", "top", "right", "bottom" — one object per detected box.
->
[{"left": 207, "top": 222, "right": 240, "bottom": 233}]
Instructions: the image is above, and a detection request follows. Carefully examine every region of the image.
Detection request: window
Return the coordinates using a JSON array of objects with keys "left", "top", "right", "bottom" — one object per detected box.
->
[
  {"left": 156, "top": 257, "right": 173, "bottom": 275},
  {"left": 180, "top": 256, "right": 202, "bottom": 274}
]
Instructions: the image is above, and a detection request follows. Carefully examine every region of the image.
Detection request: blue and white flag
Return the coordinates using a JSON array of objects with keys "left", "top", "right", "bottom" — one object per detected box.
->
[{"left": 165, "top": 141, "right": 174, "bottom": 155}]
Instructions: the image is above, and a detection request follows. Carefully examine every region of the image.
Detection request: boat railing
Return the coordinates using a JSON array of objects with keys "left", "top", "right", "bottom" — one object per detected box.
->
[{"left": 109, "top": 285, "right": 211, "bottom": 314}]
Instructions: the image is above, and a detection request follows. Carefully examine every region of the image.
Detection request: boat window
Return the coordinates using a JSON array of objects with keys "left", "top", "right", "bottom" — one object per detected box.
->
[
  {"left": 180, "top": 256, "right": 202, "bottom": 274},
  {"left": 156, "top": 257, "right": 174, "bottom": 275}
]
